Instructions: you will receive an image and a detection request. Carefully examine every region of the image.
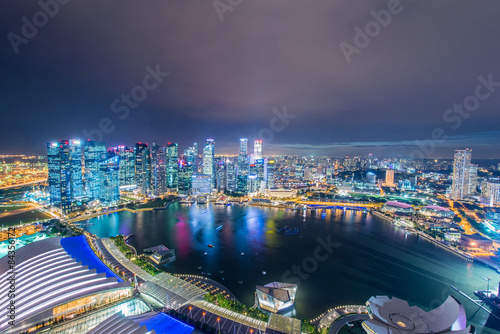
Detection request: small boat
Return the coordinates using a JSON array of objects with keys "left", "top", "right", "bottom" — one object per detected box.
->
[
  {"left": 262, "top": 271, "right": 267, "bottom": 275},
  {"left": 204, "top": 252, "right": 207, "bottom": 255},
  {"left": 241, "top": 252, "right": 244, "bottom": 256},
  {"left": 208, "top": 244, "right": 214, "bottom": 248},
  {"left": 216, "top": 225, "right": 223, "bottom": 232},
  {"left": 198, "top": 266, "right": 202, "bottom": 269},
  {"left": 238, "top": 281, "right": 243, "bottom": 284}
]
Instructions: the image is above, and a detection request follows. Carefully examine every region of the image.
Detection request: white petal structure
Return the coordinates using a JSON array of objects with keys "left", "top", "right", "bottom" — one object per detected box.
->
[{"left": 362, "top": 296, "right": 473, "bottom": 334}]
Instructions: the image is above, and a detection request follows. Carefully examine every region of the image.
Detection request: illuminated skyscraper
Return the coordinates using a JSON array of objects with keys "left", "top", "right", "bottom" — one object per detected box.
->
[
  {"left": 178, "top": 161, "right": 193, "bottom": 194},
  {"left": 47, "top": 140, "right": 71, "bottom": 213},
  {"left": 385, "top": 169, "right": 394, "bottom": 187},
  {"left": 184, "top": 142, "right": 198, "bottom": 167},
  {"left": 203, "top": 139, "right": 215, "bottom": 189},
  {"left": 255, "top": 158, "right": 265, "bottom": 192},
  {"left": 452, "top": 149, "right": 472, "bottom": 199},
  {"left": 236, "top": 138, "right": 249, "bottom": 194},
  {"left": 254, "top": 139, "right": 262, "bottom": 159},
  {"left": 266, "top": 159, "right": 276, "bottom": 189},
  {"left": 469, "top": 164, "right": 478, "bottom": 195},
  {"left": 166, "top": 142, "right": 178, "bottom": 190},
  {"left": 240, "top": 138, "right": 248, "bottom": 156},
  {"left": 117, "top": 146, "right": 135, "bottom": 187},
  {"left": 83, "top": 140, "right": 106, "bottom": 200},
  {"left": 99, "top": 156, "right": 120, "bottom": 204},
  {"left": 135, "top": 143, "right": 151, "bottom": 196},
  {"left": 226, "top": 159, "right": 237, "bottom": 192},
  {"left": 151, "top": 143, "right": 167, "bottom": 195},
  {"left": 69, "top": 139, "right": 84, "bottom": 199}
]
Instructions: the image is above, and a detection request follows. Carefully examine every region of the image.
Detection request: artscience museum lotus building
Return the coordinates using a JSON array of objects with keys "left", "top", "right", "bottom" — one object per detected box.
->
[{"left": 362, "top": 296, "right": 474, "bottom": 334}]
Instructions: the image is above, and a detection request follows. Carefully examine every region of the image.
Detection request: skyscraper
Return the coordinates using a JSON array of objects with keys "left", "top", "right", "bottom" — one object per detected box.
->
[
  {"left": 69, "top": 139, "right": 84, "bottom": 199},
  {"left": 254, "top": 139, "right": 262, "bottom": 160},
  {"left": 151, "top": 143, "right": 167, "bottom": 195},
  {"left": 135, "top": 143, "right": 151, "bottom": 196},
  {"left": 237, "top": 138, "right": 249, "bottom": 194},
  {"left": 469, "top": 164, "right": 478, "bottom": 195},
  {"left": 117, "top": 146, "right": 135, "bottom": 187},
  {"left": 166, "top": 142, "right": 179, "bottom": 190},
  {"left": 99, "top": 156, "right": 120, "bottom": 204},
  {"left": 452, "top": 149, "right": 472, "bottom": 199},
  {"left": 203, "top": 139, "right": 215, "bottom": 189},
  {"left": 226, "top": 159, "right": 236, "bottom": 192},
  {"left": 178, "top": 161, "right": 193, "bottom": 194},
  {"left": 266, "top": 159, "right": 276, "bottom": 189},
  {"left": 385, "top": 169, "right": 394, "bottom": 187},
  {"left": 240, "top": 138, "right": 248, "bottom": 156},
  {"left": 47, "top": 141, "right": 71, "bottom": 213},
  {"left": 83, "top": 140, "right": 106, "bottom": 200},
  {"left": 184, "top": 142, "right": 198, "bottom": 167}
]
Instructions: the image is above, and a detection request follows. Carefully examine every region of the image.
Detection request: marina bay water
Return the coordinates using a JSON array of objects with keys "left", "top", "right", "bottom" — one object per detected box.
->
[{"left": 82, "top": 202, "right": 500, "bottom": 331}]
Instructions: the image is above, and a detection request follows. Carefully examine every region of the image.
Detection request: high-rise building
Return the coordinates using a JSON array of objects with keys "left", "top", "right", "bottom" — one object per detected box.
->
[
  {"left": 135, "top": 143, "right": 151, "bottom": 196},
  {"left": 117, "top": 147, "right": 135, "bottom": 187},
  {"left": 99, "top": 156, "right": 120, "bottom": 204},
  {"left": 215, "top": 158, "right": 226, "bottom": 191},
  {"left": 469, "top": 164, "right": 478, "bottom": 195},
  {"left": 151, "top": 143, "right": 167, "bottom": 195},
  {"left": 385, "top": 169, "right": 394, "bottom": 187},
  {"left": 83, "top": 140, "right": 106, "bottom": 200},
  {"left": 255, "top": 158, "right": 265, "bottom": 192},
  {"left": 482, "top": 180, "right": 500, "bottom": 206},
  {"left": 240, "top": 138, "right": 248, "bottom": 156},
  {"left": 192, "top": 174, "right": 212, "bottom": 195},
  {"left": 254, "top": 139, "right": 262, "bottom": 160},
  {"left": 184, "top": 142, "right": 198, "bottom": 167},
  {"left": 266, "top": 159, "right": 276, "bottom": 189},
  {"left": 166, "top": 142, "right": 178, "bottom": 190},
  {"left": 366, "top": 172, "right": 377, "bottom": 184},
  {"left": 47, "top": 141, "right": 71, "bottom": 213},
  {"left": 452, "top": 149, "right": 472, "bottom": 199},
  {"left": 203, "top": 139, "right": 215, "bottom": 190},
  {"left": 178, "top": 161, "right": 193, "bottom": 194},
  {"left": 226, "top": 159, "right": 237, "bottom": 192},
  {"left": 236, "top": 139, "right": 250, "bottom": 194},
  {"left": 69, "top": 139, "right": 84, "bottom": 199}
]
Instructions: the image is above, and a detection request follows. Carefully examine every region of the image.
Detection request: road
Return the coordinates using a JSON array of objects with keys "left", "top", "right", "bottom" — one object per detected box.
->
[{"left": 0, "top": 179, "right": 47, "bottom": 190}]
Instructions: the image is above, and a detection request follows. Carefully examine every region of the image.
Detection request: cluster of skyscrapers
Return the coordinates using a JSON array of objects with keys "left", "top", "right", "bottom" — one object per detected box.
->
[
  {"left": 451, "top": 148, "right": 500, "bottom": 205},
  {"left": 47, "top": 138, "right": 277, "bottom": 213}
]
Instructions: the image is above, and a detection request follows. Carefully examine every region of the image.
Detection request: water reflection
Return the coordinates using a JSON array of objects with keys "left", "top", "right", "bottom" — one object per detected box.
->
[{"left": 82, "top": 203, "right": 500, "bottom": 332}]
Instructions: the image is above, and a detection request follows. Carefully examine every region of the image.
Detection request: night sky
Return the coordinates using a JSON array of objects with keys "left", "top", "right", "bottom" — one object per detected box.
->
[{"left": 1, "top": 1, "right": 500, "bottom": 157}]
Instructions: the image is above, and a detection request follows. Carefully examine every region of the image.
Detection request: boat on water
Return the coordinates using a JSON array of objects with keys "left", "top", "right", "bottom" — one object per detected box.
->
[
  {"left": 207, "top": 244, "right": 214, "bottom": 248},
  {"left": 215, "top": 225, "right": 223, "bottom": 232},
  {"left": 277, "top": 226, "right": 299, "bottom": 236}
]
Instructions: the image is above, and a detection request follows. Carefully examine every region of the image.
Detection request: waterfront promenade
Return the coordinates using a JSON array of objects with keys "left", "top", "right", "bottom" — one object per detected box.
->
[{"left": 312, "top": 305, "right": 368, "bottom": 330}]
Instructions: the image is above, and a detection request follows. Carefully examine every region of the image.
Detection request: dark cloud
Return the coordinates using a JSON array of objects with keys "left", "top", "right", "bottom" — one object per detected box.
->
[{"left": 1, "top": 0, "right": 499, "bottom": 157}]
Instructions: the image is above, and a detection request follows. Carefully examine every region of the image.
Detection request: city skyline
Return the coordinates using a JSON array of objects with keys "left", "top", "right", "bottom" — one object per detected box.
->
[{"left": 1, "top": 1, "right": 500, "bottom": 157}]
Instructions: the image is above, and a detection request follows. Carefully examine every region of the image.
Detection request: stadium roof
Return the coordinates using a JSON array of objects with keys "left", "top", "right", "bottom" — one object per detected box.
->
[
  {"left": 0, "top": 236, "right": 130, "bottom": 333},
  {"left": 386, "top": 201, "right": 413, "bottom": 209}
]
